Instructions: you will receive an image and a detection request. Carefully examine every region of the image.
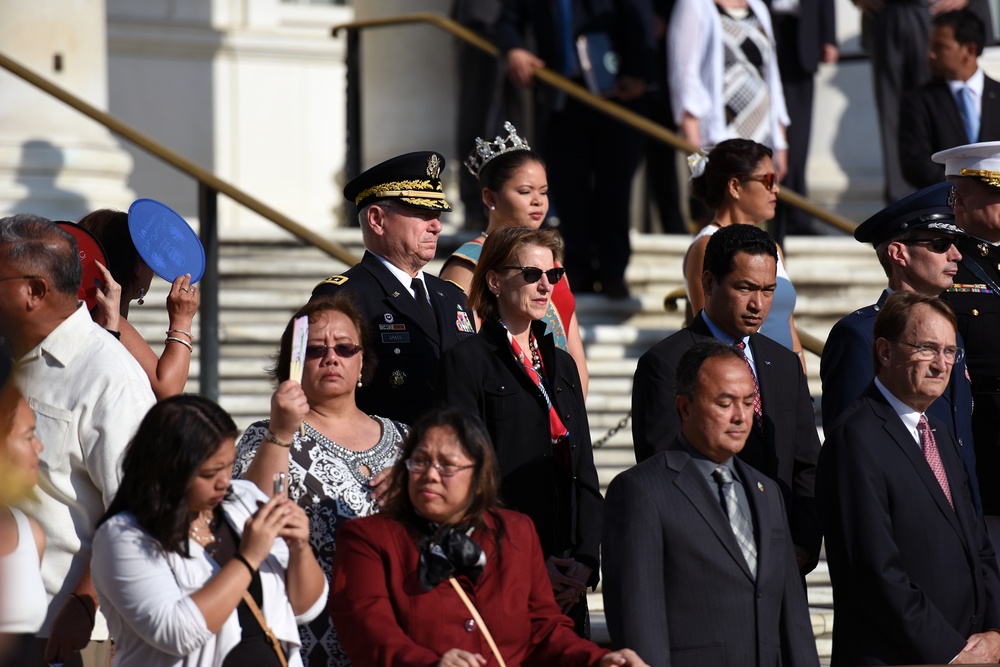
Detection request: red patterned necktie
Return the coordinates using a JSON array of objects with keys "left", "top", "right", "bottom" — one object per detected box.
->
[
  {"left": 917, "top": 415, "right": 954, "bottom": 510},
  {"left": 735, "top": 340, "right": 763, "bottom": 431}
]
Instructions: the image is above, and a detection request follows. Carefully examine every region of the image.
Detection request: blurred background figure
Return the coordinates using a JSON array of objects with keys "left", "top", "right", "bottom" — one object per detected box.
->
[
  {"left": 900, "top": 9, "right": 1000, "bottom": 190},
  {"left": 684, "top": 140, "right": 805, "bottom": 366},
  {"left": 0, "top": 381, "right": 46, "bottom": 667},
  {"left": 234, "top": 295, "right": 407, "bottom": 667},
  {"left": 78, "top": 208, "right": 199, "bottom": 399},
  {"left": 438, "top": 227, "right": 603, "bottom": 637},
  {"left": 668, "top": 0, "right": 790, "bottom": 206},
  {"left": 495, "top": 0, "right": 657, "bottom": 297},
  {"left": 770, "top": 0, "right": 838, "bottom": 238},
  {"left": 330, "top": 408, "right": 649, "bottom": 667},
  {"left": 92, "top": 395, "right": 327, "bottom": 667},
  {"left": 441, "top": 122, "right": 589, "bottom": 394}
]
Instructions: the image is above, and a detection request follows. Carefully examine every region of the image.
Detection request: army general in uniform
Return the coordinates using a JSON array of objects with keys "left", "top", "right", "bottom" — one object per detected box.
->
[
  {"left": 934, "top": 142, "right": 1000, "bottom": 526},
  {"left": 312, "top": 152, "right": 476, "bottom": 425}
]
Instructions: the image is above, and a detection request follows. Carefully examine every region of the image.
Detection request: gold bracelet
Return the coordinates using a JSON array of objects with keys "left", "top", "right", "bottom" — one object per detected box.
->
[
  {"left": 165, "top": 336, "right": 193, "bottom": 352},
  {"left": 264, "top": 429, "right": 292, "bottom": 448}
]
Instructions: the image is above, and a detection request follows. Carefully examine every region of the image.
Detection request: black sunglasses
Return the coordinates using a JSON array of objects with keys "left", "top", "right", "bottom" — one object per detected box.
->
[
  {"left": 898, "top": 237, "right": 957, "bottom": 254},
  {"left": 742, "top": 173, "right": 777, "bottom": 190},
  {"left": 304, "top": 344, "right": 363, "bottom": 360},
  {"left": 500, "top": 266, "right": 566, "bottom": 284}
]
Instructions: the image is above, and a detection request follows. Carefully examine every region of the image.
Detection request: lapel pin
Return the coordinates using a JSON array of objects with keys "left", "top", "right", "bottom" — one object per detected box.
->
[{"left": 757, "top": 482, "right": 765, "bottom": 492}]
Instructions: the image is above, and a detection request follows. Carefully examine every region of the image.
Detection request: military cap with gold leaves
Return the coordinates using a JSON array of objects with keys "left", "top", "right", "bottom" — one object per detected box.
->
[
  {"left": 933, "top": 141, "right": 1000, "bottom": 190},
  {"left": 345, "top": 151, "right": 453, "bottom": 212}
]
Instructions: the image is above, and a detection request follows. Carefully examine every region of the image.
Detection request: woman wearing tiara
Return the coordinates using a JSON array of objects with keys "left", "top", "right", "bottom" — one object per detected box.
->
[
  {"left": 683, "top": 139, "right": 805, "bottom": 369},
  {"left": 440, "top": 122, "right": 589, "bottom": 395}
]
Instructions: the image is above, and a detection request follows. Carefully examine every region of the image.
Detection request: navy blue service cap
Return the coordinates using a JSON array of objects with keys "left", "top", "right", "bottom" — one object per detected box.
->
[
  {"left": 854, "top": 182, "right": 966, "bottom": 246},
  {"left": 344, "top": 151, "right": 453, "bottom": 212}
]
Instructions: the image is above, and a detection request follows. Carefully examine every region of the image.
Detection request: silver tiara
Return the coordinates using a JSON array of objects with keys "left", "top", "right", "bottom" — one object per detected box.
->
[{"left": 464, "top": 121, "right": 531, "bottom": 177}]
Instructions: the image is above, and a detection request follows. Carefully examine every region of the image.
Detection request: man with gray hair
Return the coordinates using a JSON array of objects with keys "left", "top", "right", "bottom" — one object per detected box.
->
[
  {"left": 0, "top": 214, "right": 155, "bottom": 667},
  {"left": 311, "top": 152, "right": 475, "bottom": 425}
]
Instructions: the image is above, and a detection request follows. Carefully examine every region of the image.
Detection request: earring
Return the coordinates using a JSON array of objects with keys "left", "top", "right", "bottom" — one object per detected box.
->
[
  {"left": 357, "top": 378, "right": 363, "bottom": 388},
  {"left": 490, "top": 205, "right": 496, "bottom": 211},
  {"left": 137, "top": 287, "right": 145, "bottom": 306}
]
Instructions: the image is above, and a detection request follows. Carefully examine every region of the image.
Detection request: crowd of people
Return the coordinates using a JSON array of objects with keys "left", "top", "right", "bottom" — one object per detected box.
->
[{"left": 5, "top": 4, "right": 1000, "bottom": 663}]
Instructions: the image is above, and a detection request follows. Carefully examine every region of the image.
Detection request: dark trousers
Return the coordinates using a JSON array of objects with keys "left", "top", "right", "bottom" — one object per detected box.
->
[
  {"left": 772, "top": 14, "right": 819, "bottom": 238},
  {"left": 544, "top": 96, "right": 646, "bottom": 294}
]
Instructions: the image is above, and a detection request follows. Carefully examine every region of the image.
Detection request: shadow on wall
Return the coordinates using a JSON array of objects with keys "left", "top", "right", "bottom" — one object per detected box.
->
[{"left": 10, "top": 139, "right": 91, "bottom": 221}]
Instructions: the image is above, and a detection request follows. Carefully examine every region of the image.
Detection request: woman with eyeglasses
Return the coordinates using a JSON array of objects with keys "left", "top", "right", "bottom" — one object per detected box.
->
[
  {"left": 234, "top": 294, "right": 408, "bottom": 667},
  {"left": 440, "top": 122, "right": 589, "bottom": 396},
  {"left": 684, "top": 138, "right": 805, "bottom": 367},
  {"left": 330, "top": 408, "right": 648, "bottom": 667},
  {"left": 91, "top": 395, "right": 327, "bottom": 667},
  {"left": 437, "top": 227, "right": 603, "bottom": 638}
]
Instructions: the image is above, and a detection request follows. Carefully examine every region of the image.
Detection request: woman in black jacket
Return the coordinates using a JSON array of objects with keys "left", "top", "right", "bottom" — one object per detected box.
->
[{"left": 437, "top": 226, "right": 602, "bottom": 637}]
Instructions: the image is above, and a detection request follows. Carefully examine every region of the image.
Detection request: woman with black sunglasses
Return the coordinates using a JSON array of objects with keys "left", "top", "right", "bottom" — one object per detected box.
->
[
  {"left": 437, "top": 226, "right": 603, "bottom": 638},
  {"left": 233, "top": 294, "right": 408, "bottom": 667},
  {"left": 684, "top": 138, "right": 806, "bottom": 370}
]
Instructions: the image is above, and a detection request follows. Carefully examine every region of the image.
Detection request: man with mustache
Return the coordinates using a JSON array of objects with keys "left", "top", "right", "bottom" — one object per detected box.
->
[
  {"left": 820, "top": 182, "right": 979, "bottom": 510},
  {"left": 632, "top": 223, "right": 821, "bottom": 573}
]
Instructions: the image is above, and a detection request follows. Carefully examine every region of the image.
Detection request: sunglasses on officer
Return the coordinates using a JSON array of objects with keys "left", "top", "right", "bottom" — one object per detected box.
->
[
  {"left": 500, "top": 266, "right": 567, "bottom": 284},
  {"left": 897, "top": 237, "right": 958, "bottom": 254}
]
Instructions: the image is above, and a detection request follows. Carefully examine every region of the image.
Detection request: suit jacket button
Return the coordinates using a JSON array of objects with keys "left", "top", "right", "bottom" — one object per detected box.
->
[
  {"left": 464, "top": 619, "right": 476, "bottom": 632},
  {"left": 498, "top": 385, "right": 505, "bottom": 392},
  {"left": 556, "top": 387, "right": 562, "bottom": 393}
]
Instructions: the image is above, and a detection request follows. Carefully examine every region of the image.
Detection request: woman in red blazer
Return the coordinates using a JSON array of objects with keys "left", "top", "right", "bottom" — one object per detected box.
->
[{"left": 329, "top": 408, "right": 647, "bottom": 667}]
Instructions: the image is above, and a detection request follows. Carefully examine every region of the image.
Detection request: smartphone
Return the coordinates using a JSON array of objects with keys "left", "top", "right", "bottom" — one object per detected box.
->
[{"left": 273, "top": 472, "right": 287, "bottom": 497}]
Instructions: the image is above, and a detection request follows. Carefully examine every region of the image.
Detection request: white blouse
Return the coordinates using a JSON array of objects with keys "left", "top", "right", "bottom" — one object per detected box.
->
[{"left": 91, "top": 480, "right": 327, "bottom": 667}]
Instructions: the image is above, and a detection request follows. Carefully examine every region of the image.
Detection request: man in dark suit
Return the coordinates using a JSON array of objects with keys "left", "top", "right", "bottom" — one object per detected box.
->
[
  {"left": 819, "top": 291, "right": 1000, "bottom": 665},
  {"left": 312, "top": 152, "right": 476, "bottom": 425},
  {"left": 632, "top": 223, "right": 821, "bottom": 571},
  {"left": 771, "top": 0, "right": 838, "bottom": 237},
  {"left": 901, "top": 10, "right": 1000, "bottom": 190},
  {"left": 820, "top": 182, "right": 980, "bottom": 510},
  {"left": 605, "top": 339, "right": 818, "bottom": 667}
]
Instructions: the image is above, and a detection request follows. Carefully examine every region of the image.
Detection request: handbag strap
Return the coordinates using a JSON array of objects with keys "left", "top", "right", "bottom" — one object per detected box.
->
[
  {"left": 448, "top": 577, "right": 507, "bottom": 667},
  {"left": 240, "top": 589, "right": 288, "bottom": 667}
]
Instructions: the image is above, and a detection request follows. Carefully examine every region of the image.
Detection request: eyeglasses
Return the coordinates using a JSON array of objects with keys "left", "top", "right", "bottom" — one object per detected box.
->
[
  {"left": 304, "top": 344, "right": 363, "bottom": 360},
  {"left": 898, "top": 237, "right": 958, "bottom": 254},
  {"left": 742, "top": 173, "right": 778, "bottom": 190},
  {"left": 896, "top": 341, "right": 964, "bottom": 363},
  {"left": 404, "top": 457, "right": 475, "bottom": 477},
  {"left": 500, "top": 266, "right": 566, "bottom": 284},
  {"left": 0, "top": 275, "right": 39, "bottom": 282}
]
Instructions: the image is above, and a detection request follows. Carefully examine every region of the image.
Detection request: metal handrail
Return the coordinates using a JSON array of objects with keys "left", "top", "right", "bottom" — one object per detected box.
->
[
  {"left": 0, "top": 51, "right": 359, "bottom": 267},
  {"left": 332, "top": 13, "right": 857, "bottom": 236}
]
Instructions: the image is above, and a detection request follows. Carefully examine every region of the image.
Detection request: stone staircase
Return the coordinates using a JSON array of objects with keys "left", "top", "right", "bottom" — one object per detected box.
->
[{"left": 128, "top": 228, "right": 882, "bottom": 661}]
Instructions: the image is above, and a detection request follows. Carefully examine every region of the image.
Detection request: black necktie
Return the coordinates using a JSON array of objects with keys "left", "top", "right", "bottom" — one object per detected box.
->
[{"left": 411, "top": 277, "right": 434, "bottom": 321}]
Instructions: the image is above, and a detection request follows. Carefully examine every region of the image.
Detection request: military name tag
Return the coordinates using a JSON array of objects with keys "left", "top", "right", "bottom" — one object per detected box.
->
[{"left": 382, "top": 332, "right": 410, "bottom": 344}]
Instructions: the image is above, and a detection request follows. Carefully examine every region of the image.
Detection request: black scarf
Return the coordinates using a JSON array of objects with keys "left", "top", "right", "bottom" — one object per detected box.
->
[{"left": 416, "top": 517, "right": 486, "bottom": 592}]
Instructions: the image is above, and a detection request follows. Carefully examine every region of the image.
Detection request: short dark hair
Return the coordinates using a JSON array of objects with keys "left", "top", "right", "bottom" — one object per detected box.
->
[
  {"left": 77, "top": 209, "right": 142, "bottom": 295},
  {"left": 382, "top": 408, "right": 505, "bottom": 541},
  {"left": 691, "top": 139, "right": 773, "bottom": 209},
  {"left": 99, "top": 395, "right": 239, "bottom": 557},
  {"left": 703, "top": 223, "right": 778, "bottom": 280},
  {"left": 478, "top": 150, "right": 546, "bottom": 193},
  {"left": 0, "top": 214, "right": 81, "bottom": 296},
  {"left": 270, "top": 294, "right": 376, "bottom": 385},
  {"left": 675, "top": 339, "right": 744, "bottom": 400},
  {"left": 933, "top": 9, "right": 986, "bottom": 56},
  {"left": 872, "top": 292, "right": 958, "bottom": 372},
  {"left": 468, "top": 226, "right": 563, "bottom": 321}
]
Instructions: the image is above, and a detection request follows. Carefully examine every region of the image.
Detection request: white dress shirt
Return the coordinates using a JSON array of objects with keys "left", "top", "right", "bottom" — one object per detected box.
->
[{"left": 12, "top": 303, "right": 156, "bottom": 637}]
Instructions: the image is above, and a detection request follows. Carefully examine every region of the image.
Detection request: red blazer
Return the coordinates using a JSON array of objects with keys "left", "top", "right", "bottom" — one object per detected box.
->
[{"left": 329, "top": 510, "right": 609, "bottom": 666}]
